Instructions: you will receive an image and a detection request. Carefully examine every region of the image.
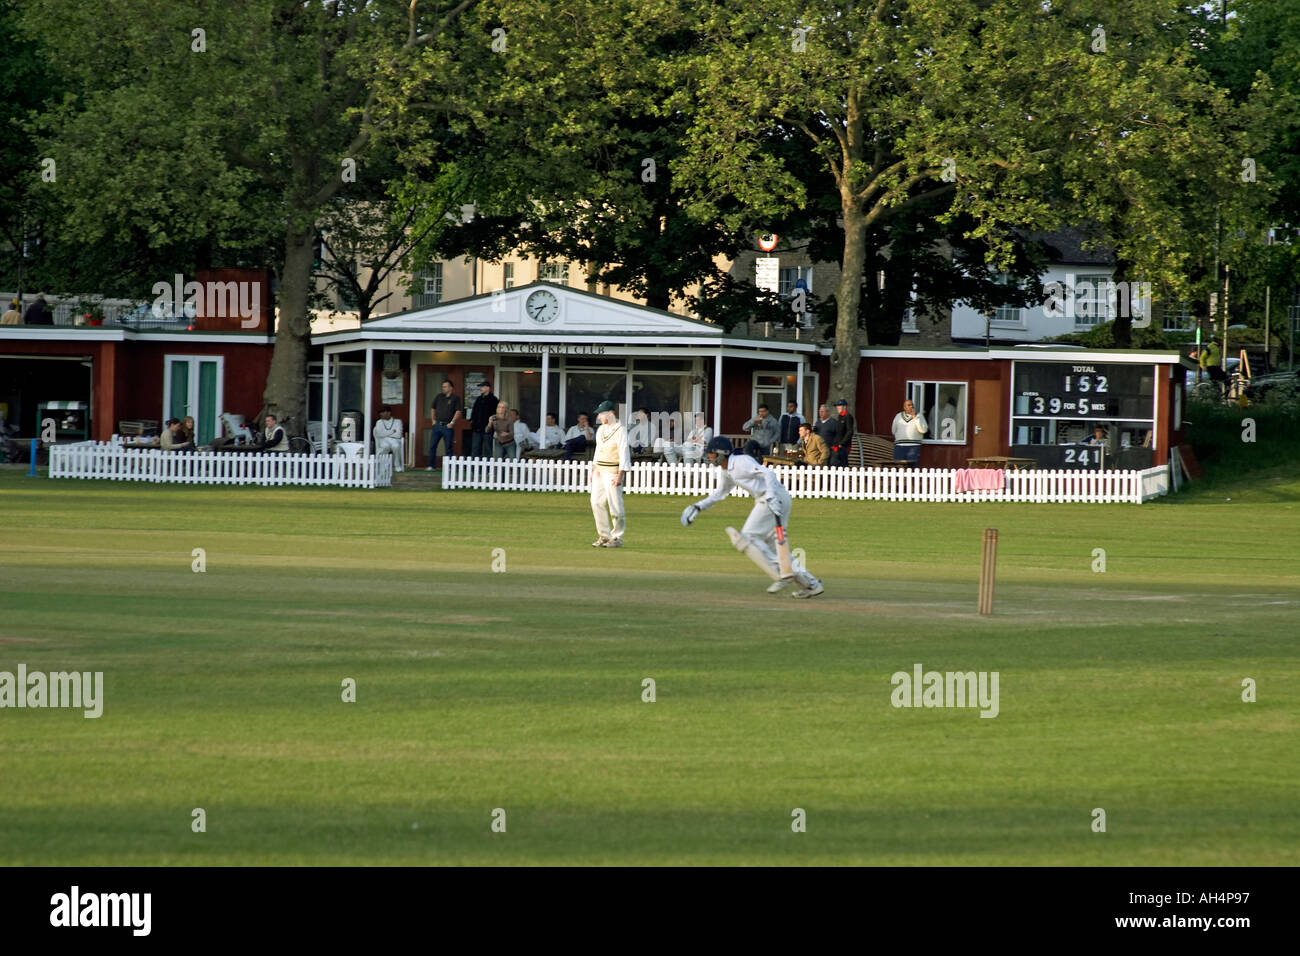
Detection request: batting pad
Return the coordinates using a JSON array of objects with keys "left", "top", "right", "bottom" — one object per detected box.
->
[{"left": 725, "top": 526, "right": 782, "bottom": 582}]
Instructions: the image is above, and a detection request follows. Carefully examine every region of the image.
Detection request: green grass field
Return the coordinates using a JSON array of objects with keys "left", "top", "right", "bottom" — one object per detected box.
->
[{"left": 1, "top": 465, "right": 1297, "bottom": 865}]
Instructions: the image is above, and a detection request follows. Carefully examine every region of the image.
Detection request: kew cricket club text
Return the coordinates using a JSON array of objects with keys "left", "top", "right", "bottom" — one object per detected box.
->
[
  {"left": 488, "top": 342, "right": 607, "bottom": 355},
  {"left": 891, "top": 664, "right": 1000, "bottom": 718}
]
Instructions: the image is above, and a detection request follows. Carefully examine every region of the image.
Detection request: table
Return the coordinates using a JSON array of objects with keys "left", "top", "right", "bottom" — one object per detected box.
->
[
  {"left": 763, "top": 455, "right": 801, "bottom": 467},
  {"left": 966, "top": 456, "right": 1036, "bottom": 471}
]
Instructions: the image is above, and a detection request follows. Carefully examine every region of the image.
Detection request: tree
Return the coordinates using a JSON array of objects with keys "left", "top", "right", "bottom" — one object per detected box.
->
[
  {"left": 669, "top": 0, "right": 1256, "bottom": 412},
  {"left": 22, "top": 0, "right": 478, "bottom": 432}
]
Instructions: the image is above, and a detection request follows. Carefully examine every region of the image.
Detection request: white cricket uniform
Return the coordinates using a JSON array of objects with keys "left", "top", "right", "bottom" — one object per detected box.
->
[
  {"left": 373, "top": 417, "right": 404, "bottom": 470},
  {"left": 535, "top": 424, "right": 564, "bottom": 448},
  {"left": 590, "top": 419, "right": 631, "bottom": 542},
  {"left": 694, "top": 454, "right": 816, "bottom": 587},
  {"left": 659, "top": 424, "right": 712, "bottom": 462}
]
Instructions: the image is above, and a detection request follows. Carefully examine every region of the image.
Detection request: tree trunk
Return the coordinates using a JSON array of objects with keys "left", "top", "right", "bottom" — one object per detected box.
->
[
  {"left": 830, "top": 204, "right": 869, "bottom": 413},
  {"left": 1110, "top": 255, "right": 1133, "bottom": 348},
  {"left": 262, "top": 227, "right": 315, "bottom": 434}
]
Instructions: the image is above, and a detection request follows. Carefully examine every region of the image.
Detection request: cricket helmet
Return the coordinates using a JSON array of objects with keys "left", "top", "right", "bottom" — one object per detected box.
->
[{"left": 705, "top": 436, "right": 733, "bottom": 462}]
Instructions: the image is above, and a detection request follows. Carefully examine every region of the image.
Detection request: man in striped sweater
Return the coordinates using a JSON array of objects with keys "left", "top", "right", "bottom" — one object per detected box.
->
[{"left": 589, "top": 400, "right": 631, "bottom": 548}]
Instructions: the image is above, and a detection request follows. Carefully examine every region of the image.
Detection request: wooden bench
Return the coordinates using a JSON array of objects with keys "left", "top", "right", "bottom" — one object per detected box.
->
[{"left": 849, "top": 433, "right": 905, "bottom": 467}]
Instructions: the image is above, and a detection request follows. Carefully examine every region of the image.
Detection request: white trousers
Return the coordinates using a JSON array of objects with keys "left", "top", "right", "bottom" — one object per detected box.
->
[
  {"left": 739, "top": 486, "right": 815, "bottom": 587},
  {"left": 590, "top": 470, "right": 626, "bottom": 540},
  {"left": 375, "top": 436, "right": 403, "bottom": 471},
  {"left": 657, "top": 439, "right": 704, "bottom": 463}
]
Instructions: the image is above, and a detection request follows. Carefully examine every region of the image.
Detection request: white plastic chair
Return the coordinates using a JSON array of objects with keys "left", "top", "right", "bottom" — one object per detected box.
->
[
  {"left": 335, "top": 442, "right": 365, "bottom": 460},
  {"left": 307, "top": 420, "right": 335, "bottom": 455}
]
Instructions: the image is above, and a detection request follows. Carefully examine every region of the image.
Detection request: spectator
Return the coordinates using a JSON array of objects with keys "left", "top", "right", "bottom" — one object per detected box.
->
[
  {"left": 832, "top": 399, "right": 856, "bottom": 466},
  {"left": 429, "top": 378, "right": 462, "bottom": 469},
  {"left": 373, "top": 405, "right": 404, "bottom": 472},
  {"left": 489, "top": 401, "right": 516, "bottom": 459},
  {"left": 512, "top": 409, "right": 537, "bottom": 454},
  {"left": 159, "top": 418, "right": 191, "bottom": 451},
  {"left": 1, "top": 300, "right": 20, "bottom": 325},
  {"left": 534, "top": 412, "right": 564, "bottom": 449},
  {"left": 1195, "top": 343, "right": 1227, "bottom": 396},
  {"left": 628, "top": 407, "right": 652, "bottom": 453},
  {"left": 1085, "top": 425, "right": 1107, "bottom": 446},
  {"left": 660, "top": 412, "right": 712, "bottom": 463},
  {"left": 261, "top": 414, "right": 288, "bottom": 453},
  {"left": 813, "top": 403, "right": 837, "bottom": 450},
  {"left": 890, "top": 398, "right": 927, "bottom": 465},
  {"left": 742, "top": 404, "right": 780, "bottom": 452},
  {"left": 469, "top": 380, "right": 498, "bottom": 457},
  {"left": 778, "top": 401, "right": 803, "bottom": 446},
  {"left": 796, "top": 421, "right": 829, "bottom": 465},
  {"left": 23, "top": 293, "right": 53, "bottom": 326},
  {"left": 562, "top": 413, "right": 594, "bottom": 460},
  {"left": 181, "top": 415, "right": 199, "bottom": 449}
]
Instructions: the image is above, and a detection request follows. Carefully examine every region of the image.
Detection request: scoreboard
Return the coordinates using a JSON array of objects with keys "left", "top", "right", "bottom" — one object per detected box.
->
[
  {"left": 1012, "top": 362, "right": 1154, "bottom": 421},
  {"left": 1011, "top": 361, "right": 1157, "bottom": 470}
]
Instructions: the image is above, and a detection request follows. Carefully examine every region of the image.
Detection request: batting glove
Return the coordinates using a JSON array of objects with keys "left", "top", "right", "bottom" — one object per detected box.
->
[{"left": 680, "top": 504, "right": 700, "bottom": 527}]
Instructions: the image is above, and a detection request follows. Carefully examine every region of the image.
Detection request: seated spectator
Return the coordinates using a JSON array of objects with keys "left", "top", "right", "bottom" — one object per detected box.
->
[
  {"left": 628, "top": 407, "right": 652, "bottom": 453},
  {"left": 562, "top": 413, "right": 594, "bottom": 460},
  {"left": 1, "top": 300, "right": 21, "bottom": 325},
  {"left": 373, "top": 405, "right": 404, "bottom": 471},
  {"left": 1085, "top": 425, "right": 1107, "bottom": 446},
  {"left": 260, "top": 414, "right": 288, "bottom": 452},
  {"left": 180, "top": 415, "right": 200, "bottom": 449},
  {"left": 488, "top": 401, "right": 517, "bottom": 459},
  {"left": 160, "top": 418, "right": 192, "bottom": 451},
  {"left": 795, "top": 421, "right": 829, "bottom": 465},
  {"left": 534, "top": 412, "right": 564, "bottom": 449},
  {"left": 658, "top": 412, "right": 712, "bottom": 463},
  {"left": 512, "top": 409, "right": 537, "bottom": 454},
  {"left": 742, "top": 404, "right": 780, "bottom": 453}
]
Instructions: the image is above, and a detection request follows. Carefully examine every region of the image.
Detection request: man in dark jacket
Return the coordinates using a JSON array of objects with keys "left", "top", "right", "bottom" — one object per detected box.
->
[
  {"left": 813, "top": 404, "right": 838, "bottom": 449},
  {"left": 832, "top": 399, "right": 855, "bottom": 467},
  {"left": 23, "top": 293, "right": 54, "bottom": 325},
  {"left": 778, "top": 400, "right": 803, "bottom": 446},
  {"left": 469, "top": 380, "right": 499, "bottom": 458}
]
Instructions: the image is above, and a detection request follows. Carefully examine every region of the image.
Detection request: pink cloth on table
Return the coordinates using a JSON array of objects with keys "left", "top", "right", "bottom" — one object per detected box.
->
[{"left": 954, "top": 468, "right": 1005, "bottom": 492}]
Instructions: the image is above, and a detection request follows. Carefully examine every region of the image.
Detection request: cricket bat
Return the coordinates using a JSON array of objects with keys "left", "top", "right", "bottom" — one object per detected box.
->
[{"left": 774, "top": 521, "right": 795, "bottom": 579}]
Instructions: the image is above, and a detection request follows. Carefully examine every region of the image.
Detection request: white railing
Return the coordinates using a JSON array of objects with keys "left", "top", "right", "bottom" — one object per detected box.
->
[
  {"left": 443, "top": 457, "right": 1170, "bottom": 504},
  {"left": 49, "top": 442, "right": 393, "bottom": 488}
]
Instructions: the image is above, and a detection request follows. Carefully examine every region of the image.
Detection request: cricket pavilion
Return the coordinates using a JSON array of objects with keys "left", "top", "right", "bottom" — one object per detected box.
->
[{"left": 318, "top": 281, "right": 1191, "bottom": 474}]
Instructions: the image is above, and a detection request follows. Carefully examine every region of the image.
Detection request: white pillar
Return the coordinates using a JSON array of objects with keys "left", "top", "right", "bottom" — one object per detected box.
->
[
  {"left": 539, "top": 351, "right": 551, "bottom": 447},
  {"left": 796, "top": 358, "right": 805, "bottom": 419},
  {"left": 363, "top": 347, "right": 373, "bottom": 455},
  {"left": 713, "top": 352, "right": 723, "bottom": 438},
  {"left": 321, "top": 349, "right": 331, "bottom": 452},
  {"left": 407, "top": 353, "right": 418, "bottom": 469}
]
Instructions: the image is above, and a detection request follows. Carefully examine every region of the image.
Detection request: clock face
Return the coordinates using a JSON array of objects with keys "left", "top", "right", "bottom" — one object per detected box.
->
[{"left": 525, "top": 289, "right": 560, "bottom": 325}]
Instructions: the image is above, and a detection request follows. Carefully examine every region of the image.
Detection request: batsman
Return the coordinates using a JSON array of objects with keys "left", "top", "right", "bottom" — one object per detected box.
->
[{"left": 680, "top": 437, "right": 824, "bottom": 598}]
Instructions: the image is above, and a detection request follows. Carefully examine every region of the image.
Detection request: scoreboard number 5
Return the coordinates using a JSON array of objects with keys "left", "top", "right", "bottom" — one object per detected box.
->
[{"left": 1063, "top": 374, "right": 1108, "bottom": 393}]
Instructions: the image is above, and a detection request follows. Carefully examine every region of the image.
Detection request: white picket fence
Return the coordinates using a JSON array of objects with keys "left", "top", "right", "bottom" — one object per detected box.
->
[
  {"left": 49, "top": 442, "right": 393, "bottom": 488},
  {"left": 443, "top": 457, "right": 1170, "bottom": 504}
]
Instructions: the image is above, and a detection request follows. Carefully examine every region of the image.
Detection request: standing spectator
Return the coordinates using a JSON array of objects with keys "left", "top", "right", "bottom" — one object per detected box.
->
[
  {"left": 1196, "top": 343, "right": 1228, "bottom": 396},
  {"left": 832, "top": 399, "right": 856, "bottom": 466},
  {"left": 659, "top": 412, "right": 712, "bottom": 463},
  {"left": 742, "top": 404, "right": 780, "bottom": 453},
  {"left": 778, "top": 401, "right": 803, "bottom": 446},
  {"left": 373, "top": 405, "right": 405, "bottom": 472},
  {"left": 261, "top": 414, "right": 289, "bottom": 452},
  {"left": 428, "top": 378, "right": 462, "bottom": 469},
  {"left": 890, "top": 398, "right": 928, "bottom": 465},
  {"left": 468, "top": 380, "right": 498, "bottom": 458},
  {"left": 562, "top": 413, "right": 594, "bottom": 459},
  {"left": 589, "top": 399, "right": 630, "bottom": 548},
  {"left": 534, "top": 412, "right": 564, "bottom": 449},
  {"left": 489, "top": 401, "right": 517, "bottom": 458},
  {"left": 1, "top": 300, "right": 21, "bottom": 325},
  {"left": 795, "top": 421, "right": 829, "bottom": 465},
  {"left": 813, "top": 403, "right": 837, "bottom": 450},
  {"left": 23, "top": 293, "right": 53, "bottom": 326}
]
